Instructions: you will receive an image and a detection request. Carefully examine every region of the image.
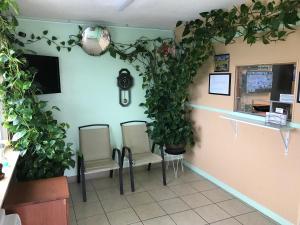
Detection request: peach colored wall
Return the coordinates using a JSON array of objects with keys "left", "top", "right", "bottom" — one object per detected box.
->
[{"left": 181, "top": 28, "right": 300, "bottom": 224}]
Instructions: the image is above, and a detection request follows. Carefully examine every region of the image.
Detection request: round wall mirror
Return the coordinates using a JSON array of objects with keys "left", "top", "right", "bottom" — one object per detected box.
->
[{"left": 81, "top": 26, "right": 111, "bottom": 56}]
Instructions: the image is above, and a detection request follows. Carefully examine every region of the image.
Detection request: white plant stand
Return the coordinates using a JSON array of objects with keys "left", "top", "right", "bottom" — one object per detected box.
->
[{"left": 165, "top": 152, "right": 184, "bottom": 178}]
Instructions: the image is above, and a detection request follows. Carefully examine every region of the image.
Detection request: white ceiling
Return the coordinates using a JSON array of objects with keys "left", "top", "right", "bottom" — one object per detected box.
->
[{"left": 17, "top": 0, "right": 246, "bottom": 29}]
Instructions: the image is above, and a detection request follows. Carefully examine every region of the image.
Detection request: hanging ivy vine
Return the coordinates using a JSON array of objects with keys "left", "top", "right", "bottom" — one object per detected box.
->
[{"left": 0, "top": 0, "right": 299, "bottom": 180}]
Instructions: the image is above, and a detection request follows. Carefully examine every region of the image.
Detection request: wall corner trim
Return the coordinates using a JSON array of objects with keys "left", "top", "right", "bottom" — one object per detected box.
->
[{"left": 184, "top": 160, "right": 293, "bottom": 225}]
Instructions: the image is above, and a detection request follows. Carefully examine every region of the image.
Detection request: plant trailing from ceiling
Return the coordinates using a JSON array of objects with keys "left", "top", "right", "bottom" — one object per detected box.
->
[
  {"left": 4, "top": 0, "right": 300, "bottom": 150},
  {"left": 16, "top": 27, "right": 83, "bottom": 52},
  {"left": 0, "top": 1, "right": 75, "bottom": 181}
]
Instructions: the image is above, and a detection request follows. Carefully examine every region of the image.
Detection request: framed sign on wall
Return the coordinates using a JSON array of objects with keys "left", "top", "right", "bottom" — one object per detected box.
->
[
  {"left": 214, "top": 54, "right": 230, "bottom": 72},
  {"left": 209, "top": 73, "right": 231, "bottom": 96}
]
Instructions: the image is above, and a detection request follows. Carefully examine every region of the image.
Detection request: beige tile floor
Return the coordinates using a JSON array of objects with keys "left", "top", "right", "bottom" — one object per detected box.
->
[{"left": 69, "top": 167, "right": 279, "bottom": 225}]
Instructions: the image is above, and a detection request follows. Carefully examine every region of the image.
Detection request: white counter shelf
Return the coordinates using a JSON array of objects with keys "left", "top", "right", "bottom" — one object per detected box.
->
[{"left": 220, "top": 114, "right": 295, "bottom": 155}]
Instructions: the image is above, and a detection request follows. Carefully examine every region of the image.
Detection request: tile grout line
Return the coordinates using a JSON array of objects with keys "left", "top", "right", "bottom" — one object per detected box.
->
[{"left": 95, "top": 186, "right": 114, "bottom": 225}]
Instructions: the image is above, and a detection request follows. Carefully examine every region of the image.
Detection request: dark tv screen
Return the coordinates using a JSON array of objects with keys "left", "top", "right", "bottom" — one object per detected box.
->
[{"left": 24, "top": 54, "right": 61, "bottom": 94}]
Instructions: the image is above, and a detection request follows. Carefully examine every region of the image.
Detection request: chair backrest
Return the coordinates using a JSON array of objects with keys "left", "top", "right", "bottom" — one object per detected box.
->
[
  {"left": 79, "top": 124, "right": 111, "bottom": 161},
  {"left": 121, "top": 121, "right": 151, "bottom": 154}
]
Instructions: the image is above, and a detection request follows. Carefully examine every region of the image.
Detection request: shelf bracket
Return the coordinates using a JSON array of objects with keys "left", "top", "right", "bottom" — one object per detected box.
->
[
  {"left": 280, "top": 130, "right": 290, "bottom": 155},
  {"left": 229, "top": 120, "right": 238, "bottom": 138}
]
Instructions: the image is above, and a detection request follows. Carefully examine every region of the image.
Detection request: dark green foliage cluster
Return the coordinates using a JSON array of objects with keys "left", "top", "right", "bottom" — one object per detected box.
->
[
  {"left": 180, "top": 0, "right": 300, "bottom": 45},
  {"left": 0, "top": 1, "right": 75, "bottom": 181}
]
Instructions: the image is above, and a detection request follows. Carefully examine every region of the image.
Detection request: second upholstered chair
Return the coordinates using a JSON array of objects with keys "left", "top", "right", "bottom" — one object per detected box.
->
[{"left": 120, "top": 120, "right": 166, "bottom": 192}]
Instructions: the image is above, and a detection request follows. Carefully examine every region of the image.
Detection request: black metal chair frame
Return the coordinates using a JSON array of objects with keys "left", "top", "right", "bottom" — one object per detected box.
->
[
  {"left": 77, "top": 124, "right": 124, "bottom": 202},
  {"left": 120, "top": 120, "right": 166, "bottom": 192}
]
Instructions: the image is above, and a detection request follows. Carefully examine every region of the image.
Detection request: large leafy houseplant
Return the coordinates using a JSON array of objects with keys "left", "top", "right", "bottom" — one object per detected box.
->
[{"left": 0, "top": 1, "right": 75, "bottom": 181}]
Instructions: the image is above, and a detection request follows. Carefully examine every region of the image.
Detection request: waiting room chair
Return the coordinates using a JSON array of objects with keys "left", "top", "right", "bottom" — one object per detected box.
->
[
  {"left": 120, "top": 120, "right": 166, "bottom": 192},
  {"left": 78, "top": 124, "right": 123, "bottom": 201}
]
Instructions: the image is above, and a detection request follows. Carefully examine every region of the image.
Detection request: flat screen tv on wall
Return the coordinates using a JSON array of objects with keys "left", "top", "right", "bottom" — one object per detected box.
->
[{"left": 24, "top": 54, "right": 61, "bottom": 94}]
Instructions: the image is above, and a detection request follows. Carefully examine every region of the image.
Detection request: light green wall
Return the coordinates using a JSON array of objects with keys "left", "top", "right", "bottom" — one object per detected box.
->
[{"left": 17, "top": 18, "right": 173, "bottom": 176}]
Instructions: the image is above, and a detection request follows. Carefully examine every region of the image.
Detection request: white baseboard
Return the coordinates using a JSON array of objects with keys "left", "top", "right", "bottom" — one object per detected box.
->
[{"left": 184, "top": 160, "right": 293, "bottom": 225}]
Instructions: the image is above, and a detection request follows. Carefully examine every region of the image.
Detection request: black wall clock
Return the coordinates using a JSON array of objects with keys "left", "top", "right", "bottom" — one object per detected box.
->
[{"left": 117, "top": 69, "right": 134, "bottom": 106}]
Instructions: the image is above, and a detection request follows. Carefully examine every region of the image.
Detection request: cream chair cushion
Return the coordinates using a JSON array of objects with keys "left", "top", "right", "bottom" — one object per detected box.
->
[
  {"left": 130, "top": 152, "right": 162, "bottom": 167},
  {"left": 79, "top": 127, "right": 111, "bottom": 161},
  {"left": 122, "top": 124, "right": 151, "bottom": 154},
  {"left": 85, "top": 159, "right": 119, "bottom": 174},
  {"left": 121, "top": 123, "right": 162, "bottom": 166}
]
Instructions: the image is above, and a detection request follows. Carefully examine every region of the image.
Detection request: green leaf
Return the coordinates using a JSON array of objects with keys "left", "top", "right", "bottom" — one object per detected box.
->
[
  {"left": 30, "top": 33, "right": 35, "bottom": 39},
  {"left": 12, "top": 131, "right": 26, "bottom": 142},
  {"left": 68, "top": 39, "right": 75, "bottom": 45},
  {"left": 199, "top": 11, "right": 209, "bottom": 17},
  {"left": 0, "top": 55, "right": 9, "bottom": 63},
  {"left": 12, "top": 16, "right": 18, "bottom": 26},
  {"left": 52, "top": 106, "right": 61, "bottom": 111},
  {"left": 109, "top": 49, "right": 116, "bottom": 58},
  {"left": 18, "top": 41, "right": 25, "bottom": 47},
  {"left": 267, "top": 2, "right": 274, "bottom": 11},
  {"left": 262, "top": 36, "right": 270, "bottom": 44},
  {"left": 60, "top": 41, "right": 65, "bottom": 46},
  {"left": 56, "top": 46, "right": 61, "bottom": 51},
  {"left": 176, "top": 21, "right": 183, "bottom": 27},
  {"left": 52, "top": 36, "right": 58, "bottom": 41},
  {"left": 47, "top": 40, "right": 51, "bottom": 46},
  {"left": 43, "top": 30, "right": 48, "bottom": 35},
  {"left": 18, "top": 32, "right": 26, "bottom": 38},
  {"left": 240, "top": 4, "right": 249, "bottom": 15},
  {"left": 22, "top": 81, "right": 32, "bottom": 90},
  {"left": 278, "top": 30, "right": 287, "bottom": 38},
  {"left": 253, "top": 1, "right": 263, "bottom": 10},
  {"left": 67, "top": 47, "right": 72, "bottom": 52},
  {"left": 78, "top": 25, "right": 83, "bottom": 31},
  {"left": 182, "top": 24, "right": 190, "bottom": 37}
]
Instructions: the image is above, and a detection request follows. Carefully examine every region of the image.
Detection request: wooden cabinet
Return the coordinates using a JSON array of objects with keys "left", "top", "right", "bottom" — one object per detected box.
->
[{"left": 3, "top": 176, "right": 69, "bottom": 225}]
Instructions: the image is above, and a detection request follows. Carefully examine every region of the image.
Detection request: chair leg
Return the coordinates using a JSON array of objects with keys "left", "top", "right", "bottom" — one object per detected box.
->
[
  {"left": 77, "top": 155, "right": 81, "bottom": 183},
  {"left": 181, "top": 155, "right": 184, "bottom": 172},
  {"left": 81, "top": 159, "right": 87, "bottom": 202},
  {"left": 160, "top": 146, "right": 167, "bottom": 186},
  {"left": 119, "top": 167, "right": 124, "bottom": 195},
  {"left": 109, "top": 170, "right": 113, "bottom": 178},
  {"left": 147, "top": 163, "right": 151, "bottom": 171},
  {"left": 128, "top": 156, "right": 135, "bottom": 192}
]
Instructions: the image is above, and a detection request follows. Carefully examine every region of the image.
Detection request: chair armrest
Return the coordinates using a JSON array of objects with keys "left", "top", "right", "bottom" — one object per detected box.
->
[
  {"left": 112, "top": 148, "right": 122, "bottom": 166},
  {"left": 121, "top": 146, "right": 133, "bottom": 166},
  {"left": 151, "top": 143, "right": 158, "bottom": 153},
  {"left": 77, "top": 153, "right": 84, "bottom": 162},
  {"left": 159, "top": 145, "right": 165, "bottom": 160},
  {"left": 122, "top": 146, "right": 132, "bottom": 156}
]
